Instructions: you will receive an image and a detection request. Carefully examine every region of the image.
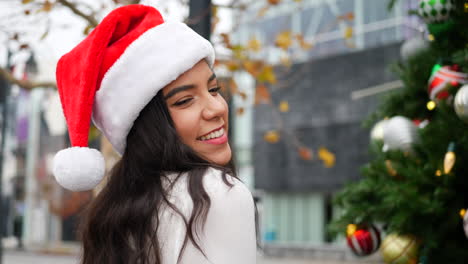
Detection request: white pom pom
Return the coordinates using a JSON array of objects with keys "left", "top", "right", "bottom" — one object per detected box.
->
[{"left": 53, "top": 147, "right": 105, "bottom": 191}]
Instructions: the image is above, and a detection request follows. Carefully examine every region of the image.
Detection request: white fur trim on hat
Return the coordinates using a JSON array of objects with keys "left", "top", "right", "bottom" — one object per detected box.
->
[
  {"left": 53, "top": 147, "right": 105, "bottom": 191},
  {"left": 92, "top": 21, "right": 215, "bottom": 155}
]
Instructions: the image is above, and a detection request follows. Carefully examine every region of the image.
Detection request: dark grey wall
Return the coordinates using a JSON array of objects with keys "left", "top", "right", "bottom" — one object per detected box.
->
[{"left": 253, "top": 42, "right": 402, "bottom": 192}]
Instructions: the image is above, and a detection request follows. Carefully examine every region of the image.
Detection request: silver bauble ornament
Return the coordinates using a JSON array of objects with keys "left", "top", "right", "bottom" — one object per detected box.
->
[
  {"left": 454, "top": 85, "right": 468, "bottom": 122},
  {"left": 400, "top": 36, "right": 429, "bottom": 60},
  {"left": 418, "top": 0, "right": 454, "bottom": 24},
  {"left": 383, "top": 116, "right": 419, "bottom": 152},
  {"left": 370, "top": 119, "right": 389, "bottom": 142}
]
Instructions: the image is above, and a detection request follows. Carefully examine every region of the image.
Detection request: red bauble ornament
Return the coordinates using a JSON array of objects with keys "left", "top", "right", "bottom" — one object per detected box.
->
[
  {"left": 428, "top": 65, "right": 468, "bottom": 100},
  {"left": 346, "top": 224, "right": 381, "bottom": 256}
]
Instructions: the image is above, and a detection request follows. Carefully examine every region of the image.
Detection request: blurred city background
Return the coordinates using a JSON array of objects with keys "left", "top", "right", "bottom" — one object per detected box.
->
[{"left": 1, "top": 0, "right": 467, "bottom": 263}]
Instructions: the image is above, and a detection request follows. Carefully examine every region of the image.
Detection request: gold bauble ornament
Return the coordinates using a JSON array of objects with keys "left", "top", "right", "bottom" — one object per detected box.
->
[
  {"left": 380, "top": 234, "right": 419, "bottom": 264},
  {"left": 443, "top": 142, "right": 456, "bottom": 174}
]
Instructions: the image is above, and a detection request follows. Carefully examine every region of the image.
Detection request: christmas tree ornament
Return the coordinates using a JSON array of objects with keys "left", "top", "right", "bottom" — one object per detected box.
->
[
  {"left": 426, "top": 100, "right": 436, "bottom": 110},
  {"left": 463, "top": 209, "right": 468, "bottom": 239},
  {"left": 418, "top": 0, "right": 454, "bottom": 24},
  {"left": 454, "top": 84, "right": 468, "bottom": 122},
  {"left": 380, "top": 234, "right": 419, "bottom": 264},
  {"left": 383, "top": 116, "right": 419, "bottom": 152},
  {"left": 412, "top": 119, "right": 429, "bottom": 129},
  {"left": 428, "top": 64, "right": 468, "bottom": 101},
  {"left": 460, "top": 209, "right": 466, "bottom": 218},
  {"left": 385, "top": 160, "right": 398, "bottom": 178},
  {"left": 400, "top": 35, "right": 429, "bottom": 60},
  {"left": 443, "top": 142, "right": 456, "bottom": 174},
  {"left": 370, "top": 119, "right": 389, "bottom": 142},
  {"left": 346, "top": 224, "right": 381, "bottom": 256}
]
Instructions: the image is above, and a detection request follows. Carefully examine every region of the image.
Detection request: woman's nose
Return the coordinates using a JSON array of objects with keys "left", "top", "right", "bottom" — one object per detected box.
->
[{"left": 202, "top": 94, "right": 226, "bottom": 120}]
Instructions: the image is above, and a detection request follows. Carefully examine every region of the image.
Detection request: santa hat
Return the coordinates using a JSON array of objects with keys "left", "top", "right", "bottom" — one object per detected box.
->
[{"left": 53, "top": 5, "right": 215, "bottom": 191}]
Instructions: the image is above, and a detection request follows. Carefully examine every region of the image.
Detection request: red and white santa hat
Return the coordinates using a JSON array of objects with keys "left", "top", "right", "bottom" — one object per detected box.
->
[{"left": 53, "top": 4, "right": 214, "bottom": 191}]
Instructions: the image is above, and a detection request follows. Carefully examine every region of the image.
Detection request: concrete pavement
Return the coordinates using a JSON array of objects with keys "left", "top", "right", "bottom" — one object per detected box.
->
[{"left": 3, "top": 249, "right": 382, "bottom": 264}]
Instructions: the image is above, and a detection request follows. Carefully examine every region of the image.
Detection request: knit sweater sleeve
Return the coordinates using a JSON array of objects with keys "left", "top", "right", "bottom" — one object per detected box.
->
[{"left": 173, "top": 168, "right": 257, "bottom": 264}]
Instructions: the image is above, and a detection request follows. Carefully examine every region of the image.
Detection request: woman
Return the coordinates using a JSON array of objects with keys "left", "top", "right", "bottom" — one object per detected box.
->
[{"left": 52, "top": 5, "right": 258, "bottom": 264}]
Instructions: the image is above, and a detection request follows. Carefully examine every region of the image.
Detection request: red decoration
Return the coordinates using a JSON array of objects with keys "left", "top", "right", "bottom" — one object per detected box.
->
[
  {"left": 346, "top": 224, "right": 381, "bottom": 256},
  {"left": 428, "top": 65, "right": 468, "bottom": 100}
]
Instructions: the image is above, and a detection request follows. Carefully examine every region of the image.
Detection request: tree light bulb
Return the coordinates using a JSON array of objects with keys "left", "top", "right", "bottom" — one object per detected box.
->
[
  {"left": 460, "top": 209, "right": 467, "bottom": 218},
  {"left": 427, "top": 101, "right": 436, "bottom": 111},
  {"left": 347, "top": 224, "right": 357, "bottom": 237}
]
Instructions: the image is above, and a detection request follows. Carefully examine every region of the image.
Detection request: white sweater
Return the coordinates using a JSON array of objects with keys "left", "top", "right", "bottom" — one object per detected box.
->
[{"left": 157, "top": 168, "right": 257, "bottom": 264}]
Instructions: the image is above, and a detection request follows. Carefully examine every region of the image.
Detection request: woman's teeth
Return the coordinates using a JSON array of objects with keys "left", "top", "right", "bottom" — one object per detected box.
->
[{"left": 200, "top": 128, "right": 224, "bottom": 141}]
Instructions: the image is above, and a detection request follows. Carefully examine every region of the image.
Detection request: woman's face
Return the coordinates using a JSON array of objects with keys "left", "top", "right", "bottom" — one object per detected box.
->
[{"left": 162, "top": 60, "right": 232, "bottom": 165}]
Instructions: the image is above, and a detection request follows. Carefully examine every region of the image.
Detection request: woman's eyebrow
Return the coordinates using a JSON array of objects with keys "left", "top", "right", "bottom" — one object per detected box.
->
[
  {"left": 164, "top": 73, "right": 217, "bottom": 100},
  {"left": 208, "top": 73, "right": 216, "bottom": 83},
  {"left": 164, "top": 85, "right": 194, "bottom": 100}
]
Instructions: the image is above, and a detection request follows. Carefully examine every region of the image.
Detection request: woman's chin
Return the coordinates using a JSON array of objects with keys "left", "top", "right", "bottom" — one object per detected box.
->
[{"left": 205, "top": 145, "right": 232, "bottom": 166}]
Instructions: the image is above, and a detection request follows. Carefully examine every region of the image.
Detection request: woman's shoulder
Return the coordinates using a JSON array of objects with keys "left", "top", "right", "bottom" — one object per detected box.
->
[
  {"left": 163, "top": 167, "right": 252, "bottom": 205},
  {"left": 202, "top": 167, "right": 251, "bottom": 200}
]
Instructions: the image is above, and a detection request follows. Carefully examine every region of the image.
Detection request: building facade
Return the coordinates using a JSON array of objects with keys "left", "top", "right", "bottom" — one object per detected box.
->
[{"left": 230, "top": 0, "right": 420, "bottom": 252}]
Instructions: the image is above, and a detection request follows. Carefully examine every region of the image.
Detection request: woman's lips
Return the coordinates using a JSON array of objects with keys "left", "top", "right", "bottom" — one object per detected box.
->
[{"left": 201, "top": 132, "right": 228, "bottom": 145}]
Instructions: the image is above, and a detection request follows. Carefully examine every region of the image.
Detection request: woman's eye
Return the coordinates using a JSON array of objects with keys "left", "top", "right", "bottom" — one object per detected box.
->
[
  {"left": 209, "top": 86, "right": 221, "bottom": 95},
  {"left": 173, "top": 98, "right": 192, "bottom": 106}
]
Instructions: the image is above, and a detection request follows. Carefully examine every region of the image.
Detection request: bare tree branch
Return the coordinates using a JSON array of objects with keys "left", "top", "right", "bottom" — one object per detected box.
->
[
  {"left": 0, "top": 67, "right": 56, "bottom": 90},
  {"left": 56, "top": 0, "right": 98, "bottom": 27}
]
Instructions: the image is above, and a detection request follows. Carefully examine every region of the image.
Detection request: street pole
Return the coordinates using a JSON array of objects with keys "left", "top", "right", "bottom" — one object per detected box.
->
[
  {"left": 0, "top": 51, "right": 12, "bottom": 264},
  {"left": 188, "top": 0, "right": 212, "bottom": 40}
]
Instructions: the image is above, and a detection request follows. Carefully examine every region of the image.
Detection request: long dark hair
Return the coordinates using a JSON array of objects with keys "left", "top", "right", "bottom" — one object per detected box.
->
[{"left": 79, "top": 90, "right": 258, "bottom": 263}]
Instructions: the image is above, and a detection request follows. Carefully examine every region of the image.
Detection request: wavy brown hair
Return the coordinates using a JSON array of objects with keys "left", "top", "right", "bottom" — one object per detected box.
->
[{"left": 79, "top": 91, "right": 259, "bottom": 264}]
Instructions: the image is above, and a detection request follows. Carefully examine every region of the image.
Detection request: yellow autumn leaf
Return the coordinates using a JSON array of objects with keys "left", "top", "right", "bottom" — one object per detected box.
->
[
  {"left": 344, "top": 26, "right": 353, "bottom": 40},
  {"left": 318, "top": 147, "right": 335, "bottom": 168},
  {"left": 264, "top": 130, "right": 280, "bottom": 143},
  {"left": 255, "top": 84, "right": 271, "bottom": 104},
  {"left": 338, "top": 12, "right": 354, "bottom": 21},
  {"left": 275, "top": 31, "right": 293, "bottom": 50},
  {"left": 225, "top": 60, "right": 240, "bottom": 72},
  {"left": 243, "top": 60, "right": 264, "bottom": 77},
  {"left": 238, "top": 91, "right": 248, "bottom": 101},
  {"left": 267, "top": 0, "right": 281, "bottom": 5},
  {"left": 295, "top": 34, "right": 313, "bottom": 50},
  {"left": 231, "top": 45, "right": 246, "bottom": 60},
  {"left": 258, "top": 65, "right": 277, "bottom": 84},
  {"left": 220, "top": 33, "right": 232, "bottom": 48},
  {"left": 248, "top": 37, "right": 262, "bottom": 52},
  {"left": 279, "top": 101, "right": 289, "bottom": 112},
  {"left": 298, "top": 147, "right": 313, "bottom": 160},
  {"left": 21, "top": 0, "right": 34, "bottom": 4},
  {"left": 39, "top": 0, "right": 53, "bottom": 12}
]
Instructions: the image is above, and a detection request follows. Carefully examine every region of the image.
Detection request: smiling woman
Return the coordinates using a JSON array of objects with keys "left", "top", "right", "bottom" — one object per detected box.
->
[
  {"left": 163, "top": 60, "right": 232, "bottom": 166},
  {"left": 51, "top": 4, "right": 258, "bottom": 264}
]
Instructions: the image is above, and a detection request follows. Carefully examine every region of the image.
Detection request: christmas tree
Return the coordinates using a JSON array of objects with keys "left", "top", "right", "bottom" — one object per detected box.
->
[{"left": 330, "top": 1, "right": 468, "bottom": 263}]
